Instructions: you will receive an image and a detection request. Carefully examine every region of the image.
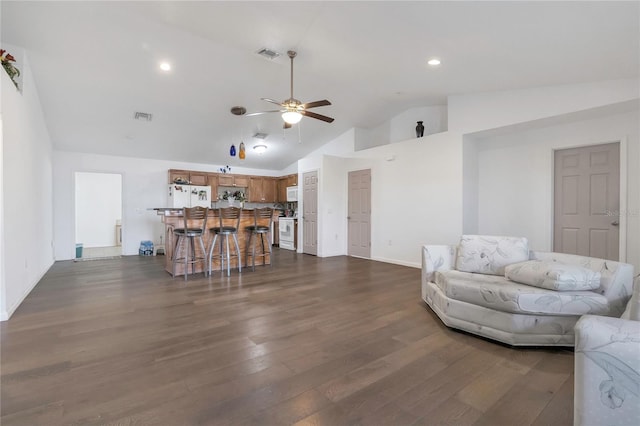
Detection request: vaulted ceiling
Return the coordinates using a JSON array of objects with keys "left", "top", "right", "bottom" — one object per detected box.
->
[{"left": 2, "top": 1, "right": 638, "bottom": 170}]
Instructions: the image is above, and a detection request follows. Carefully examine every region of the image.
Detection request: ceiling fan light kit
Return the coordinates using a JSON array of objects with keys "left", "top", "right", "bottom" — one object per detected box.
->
[
  {"left": 282, "top": 111, "right": 303, "bottom": 124},
  {"left": 250, "top": 50, "right": 334, "bottom": 126}
]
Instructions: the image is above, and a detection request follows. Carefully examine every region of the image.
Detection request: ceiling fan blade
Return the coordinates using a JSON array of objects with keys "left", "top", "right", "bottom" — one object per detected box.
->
[
  {"left": 301, "top": 110, "right": 335, "bottom": 123},
  {"left": 261, "top": 98, "right": 284, "bottom": 106},
  {"left": 283, "top": 122, "right": 292, "bottom": 129},
  {"left": 302, "top": 100, "right": 331, "bottom": 109},
  {"left": 245, "top": 110, "right": 282, "bottom": 117}
]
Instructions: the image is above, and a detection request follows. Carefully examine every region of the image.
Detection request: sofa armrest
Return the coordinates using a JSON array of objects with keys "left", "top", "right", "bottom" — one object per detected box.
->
[
  {"left": 574, "top": 315, "right": 640, "bottom": 426},
  {"left": 421, "top": 245, "right": 456, "bottom": 284}
]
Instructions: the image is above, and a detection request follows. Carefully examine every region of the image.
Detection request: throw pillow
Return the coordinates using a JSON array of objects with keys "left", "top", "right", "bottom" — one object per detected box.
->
[
  {"left": 505, "top": 260, "right": 601, "bottom": 291},
  {"left": 455, "top": 235, "right": 529, "bottom": 276}
]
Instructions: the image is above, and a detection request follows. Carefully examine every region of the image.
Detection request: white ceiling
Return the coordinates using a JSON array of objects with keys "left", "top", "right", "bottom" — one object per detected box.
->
[{"left": 2, "top": 1, "right": 638, "bottom": 170}]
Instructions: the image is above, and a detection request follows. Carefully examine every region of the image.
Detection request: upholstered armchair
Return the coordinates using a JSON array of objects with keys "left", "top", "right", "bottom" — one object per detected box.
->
[{"left": 574, "top": 276, "right": 640, "bottom": 426}]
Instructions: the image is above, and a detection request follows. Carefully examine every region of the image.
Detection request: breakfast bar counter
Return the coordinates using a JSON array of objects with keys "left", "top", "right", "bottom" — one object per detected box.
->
[{"left": 154, "top": 208, "right": 276, "bottom": 276}]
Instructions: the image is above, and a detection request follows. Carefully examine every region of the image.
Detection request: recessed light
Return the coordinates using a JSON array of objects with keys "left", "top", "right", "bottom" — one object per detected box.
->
[
  {"left": 159, "top": 62, "right": 171, "bottom": 71},
  {"left": 427, "top": 58, "right": 441, "bottom": 66}
]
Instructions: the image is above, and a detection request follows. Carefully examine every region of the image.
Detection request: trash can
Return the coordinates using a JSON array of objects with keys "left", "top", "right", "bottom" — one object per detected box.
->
[{"left": 75, "top": 243, "right": 83, "bottom": 259}]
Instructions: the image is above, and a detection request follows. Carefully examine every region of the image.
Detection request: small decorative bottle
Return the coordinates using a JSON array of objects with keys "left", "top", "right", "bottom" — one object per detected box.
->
[{"left": 416, "top": 121, "right": 425, "bottom": 138}]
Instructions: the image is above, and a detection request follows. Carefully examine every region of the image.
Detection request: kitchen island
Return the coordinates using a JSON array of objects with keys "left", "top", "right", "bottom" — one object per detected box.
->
[{"left": 154, "top": 208, "right": 277, "bottom": 276}]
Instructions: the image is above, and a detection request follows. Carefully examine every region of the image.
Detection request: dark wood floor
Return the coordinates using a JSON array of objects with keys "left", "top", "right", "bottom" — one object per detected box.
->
[{"left": 1, "top": 249, "right": 574, "bottom": 425}]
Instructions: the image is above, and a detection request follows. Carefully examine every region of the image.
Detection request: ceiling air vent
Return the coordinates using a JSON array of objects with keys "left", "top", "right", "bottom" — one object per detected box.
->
[
  {"left": 256, "top": 48, "right": 280, "bottom": 60},
  {"left": 134, "top": 112, "right": 153, "bottom": 121},
  {"left": 253, "top": 132, "right": 268, "bottom": 139}
]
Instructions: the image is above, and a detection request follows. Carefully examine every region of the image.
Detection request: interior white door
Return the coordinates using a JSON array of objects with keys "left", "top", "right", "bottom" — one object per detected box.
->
[
  {"left": 302, "top": 171, "right": 318, "bottom": 255},
  {"left": 348, "top": 169, "right": 371, "bottom": 258},
  {"left": 553, "top": 142, "right": 620, "bottom": 260}
]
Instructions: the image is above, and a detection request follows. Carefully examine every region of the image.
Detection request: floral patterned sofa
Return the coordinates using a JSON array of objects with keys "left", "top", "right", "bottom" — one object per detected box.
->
[
  {"left": 421, "top": 235, "right": 634, "bottom": 346},
  {"left": 573, "top": 275, "right": 640, "bottom": 426}
]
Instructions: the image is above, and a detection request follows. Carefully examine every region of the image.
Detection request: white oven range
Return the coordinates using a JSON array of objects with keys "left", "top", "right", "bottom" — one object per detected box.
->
[{"left": 278, "top": 218, "right": 296, "bottom": 250}]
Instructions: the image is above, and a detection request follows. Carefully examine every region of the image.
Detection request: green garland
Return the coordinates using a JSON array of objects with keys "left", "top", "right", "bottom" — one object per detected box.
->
[{"left": 1, "top": 49, "right": 20, "bottom": 90}]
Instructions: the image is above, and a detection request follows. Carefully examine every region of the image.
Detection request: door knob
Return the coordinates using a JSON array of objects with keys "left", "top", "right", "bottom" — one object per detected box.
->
[
  {"left": 347, "top": 216, "right": 351, "bottom": 219},
  {"left": 611, "top": 221, "right": 620, "bottom": 226}
]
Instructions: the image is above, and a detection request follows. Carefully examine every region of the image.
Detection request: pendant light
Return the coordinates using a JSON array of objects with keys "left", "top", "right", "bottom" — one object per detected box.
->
[
  {"left": 239, "top": 141, "right": 246, "bottom": 159},
  {"left": 229, "top": 106, "right": 247, "bottom": 158}
]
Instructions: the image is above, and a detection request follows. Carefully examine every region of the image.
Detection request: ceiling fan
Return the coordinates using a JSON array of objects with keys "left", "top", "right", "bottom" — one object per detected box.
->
[{"left": 247, "top": 50, "right": 334, "bottom": 128}]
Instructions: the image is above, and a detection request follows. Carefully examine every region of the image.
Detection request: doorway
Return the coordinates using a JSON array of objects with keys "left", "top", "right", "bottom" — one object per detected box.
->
[
  {"left": 302, "top": 170, "right": 318, "bottom": 255},
  {"left": 553, "top": 142, "right": 620, "bottom": 260},
  {"left": 348, "top": 169, "right": 371, "bottom": 258},
  {"left": 75, "top": 172, "right": 123, "bottom": 260}
]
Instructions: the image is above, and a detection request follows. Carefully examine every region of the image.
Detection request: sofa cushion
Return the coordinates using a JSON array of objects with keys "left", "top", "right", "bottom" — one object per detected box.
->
[
  {"left": 505, "top": 260, "right": 601, "bottom": 291},
  {"left": 455, "top": 235, "right": 529, "bottom": 276},
  {"left": 435, "top": 270, "right": 610, "bottom": 316}
]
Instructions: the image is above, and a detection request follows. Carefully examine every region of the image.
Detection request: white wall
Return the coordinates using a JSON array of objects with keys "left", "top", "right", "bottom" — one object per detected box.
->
[
  {"left": 1, "top": 49, "right": 54, "bottom": 320},
  {"left": 75, "top": 172, "right": 122, "bottom": 248},
  {"left": 299, "top": 126, "right": 463, "bottom": 266},
  {"left": 348, "top": 131, "right": 464, "bottom": 267},
  {"left": 53, "top": 152, "right": 284, "bottom": 260},
  {"left": 389, "top": 105, "right": 448, "bottom": 143},
  {"left": 295, "top": 78, "right": 639, "bottom": 269},
  {"left": 475, "top": 108, "right": 640, "bottom": 270},
  {"left": 354, "top": 105, "right": 448, "bottom": 151},
  {"left": 1, "top": 114, "right": 5, "bottom": 318},
  {"left": 462, "top": 135, "right": 479, "bottom": 234},
  {"left": 448, "top": 79, "right": 639, "bottom": 134},
  {"left": 320, "top": 155, "right": 348, "bottom": 257}
]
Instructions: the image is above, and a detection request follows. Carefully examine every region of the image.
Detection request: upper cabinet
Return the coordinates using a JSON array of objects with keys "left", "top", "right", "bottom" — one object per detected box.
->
[
  {"left": 207, "top": 173, "right": 218, "bottom": 195},
  {"left": 286, "top": 174, "right": 298, "bottom": 187},
  {"left": 218, "top": 174, "right": 248, "bottom": 187},
  {"left": 263, "top": 178, "right": 277, "bottom": 202},
  {"left": 168, "top": 169, "right": 190, "bottom": 184},
  {"left": 277, "top": 177, "right": 288, "bottom": 203},
  {"left": 249, "top": 177, "right": 277, "bottom": 203},
  {"left": 218, "top": 174, "right": 234, "bottom": 186},
  {"left": 168, "top": 169, "right": 294, "bottom": 204},
  {"left": 234, "top": 175, "right": 249, "bottom": 188},
  {"left": 168, "top": 169, "right": 209, "bottom": 186},
  {"left": 189, "top": 172, "right": 207, "bottom": 186}
]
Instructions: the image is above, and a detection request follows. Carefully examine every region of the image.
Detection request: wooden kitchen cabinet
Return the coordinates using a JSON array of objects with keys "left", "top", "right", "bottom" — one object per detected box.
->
[
  {"left": 219, "top": 174, "right": 249, "bottom": 188},
  {"left": 234, "top": 175, "right": 249, "bottom": 188},
  {"left": 167, "top": 170, "right": 291, "bottom": 202},
  {"left": 263, "top": 178, "right": 276, "bottom": 202},
  {"left": 207, "top": 173, "right": 218, "bottom": 197},
  {"left": 168, "top": 169, "right": 209, "bottom": 186},
  {"left": 277, "top": 178, "right": 288, "bottom": 203},
  {"left": 189, "top": 173, "right": 207, "bottom": 186},
  {"left": 248, "top": 177, "right": 263, "bottom": 202},
  {"left": 249, "top": 177, "right": 277, "bottom": 202},
  {"left": 168, "top": 169, "right": 190, "bottom": 183},
  {"left": 218, "top": 174, "right": 234, "bottom": 186}
]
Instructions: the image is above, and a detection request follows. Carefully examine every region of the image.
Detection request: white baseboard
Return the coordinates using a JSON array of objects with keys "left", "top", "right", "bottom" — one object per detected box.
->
[
  {"left": 371, "top": 256, "right": 420, "bottom": 269},
  {"left": 1, "top": 260, "right": 53, "bottom": 321}
]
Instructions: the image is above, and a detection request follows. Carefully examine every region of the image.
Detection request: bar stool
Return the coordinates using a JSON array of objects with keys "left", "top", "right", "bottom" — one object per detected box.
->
[
  {"left": 208, "top": 207, "right": 242, "bottom": 276},
  {"left": 245, "top": 207, "right": 274, "bottom": 271},
  {"left": 172, "top": 206, "right": 208, "bottom": 280}
]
